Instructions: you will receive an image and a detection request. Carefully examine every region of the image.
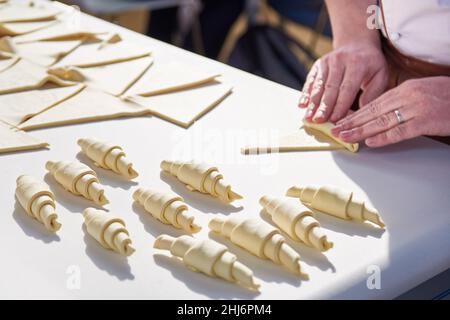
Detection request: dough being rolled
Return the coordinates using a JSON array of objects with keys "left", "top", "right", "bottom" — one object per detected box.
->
[
  {"left": 303, "top": 121, "right": 359, "bottom": 152},
  {"left": 78, "top": 138, "right": 138, "bottom": 179},
  {"left": 133, "top": 187, "right": 201, "bottom": 233},
  {"left": 287, "top": 185, "right": 385, "bottom": 228},
  {"left": 154, "top": 234, "right": 259, "bottom": 290},
  {"left": 259, "top": 196, "right": 333, "bottom": 251},
  {"left": 46, "top": 160, "right": 108, "bottom": 205},
  {"left": 209, "top": 216, "right": 309, "bottom": 277},
  {"left": 161, "top": 160, "right": 242, "bottom": 203},
  {"left": 83, "top": 208, "right": 135, "bottom": 256},
  {"left": 15, "top": 175, "right": 61, "bottom": 232}
]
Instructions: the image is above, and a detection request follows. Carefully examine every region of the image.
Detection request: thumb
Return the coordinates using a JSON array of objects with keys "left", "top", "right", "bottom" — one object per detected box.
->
[{"left": 359, "top": 69, "right": 389, "bottom": 107}]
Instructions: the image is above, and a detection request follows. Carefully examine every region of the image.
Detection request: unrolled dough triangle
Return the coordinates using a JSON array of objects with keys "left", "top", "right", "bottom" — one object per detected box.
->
[
  {"left": 19, "top": 87, "right": 150, "bottom": 131},
  {"left": 0, "top": 52, "right": 18, "bottom": 72},
  {"left": 0, "top": 119, "right": 48, "bottom": 154},
  {"left": 0, "top": 36, "right": 82, "bottom": 66},
  {"left": 0, "top": 2, "right": 60, "bottom": 23},
  {"left": 0, "top": 83, "right": 84, "bottom": 126},
  {"left": 55, "top": 40, "right": 151, "bottom": 68},
  {"left": 126, "top": 61, "right": 220, "bottom": 97},
  {"left": 0, "top": 19, "right": 57, "bottom": 36},
  {"left": 0, "top": 58, "right": 75, "bottom": 94},
  {"left": 49, "top": 56, "right": 153, "bottom": 96},
  {"left": 126, "top": 82, "right": 232, "bottom": 128}
]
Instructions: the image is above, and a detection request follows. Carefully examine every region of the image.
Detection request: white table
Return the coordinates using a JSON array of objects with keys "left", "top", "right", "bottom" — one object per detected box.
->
[{"left": 1, "top": 1, "right": 449, "bottom": 300}]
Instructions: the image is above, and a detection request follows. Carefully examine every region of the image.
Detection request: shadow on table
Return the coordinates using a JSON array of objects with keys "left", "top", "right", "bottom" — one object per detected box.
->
[
  {"left": 160, "top": 172, "right": 243, "bottom": 214},
  {"left": 12, "top": 201, "right": 60, "bottom": 243},
  {"left": 153, "top": 254, "right": 259, "bottom": 299},
  {"left": 82, "top": 224, "right": 134, "bottom": 281},
  {"left": 76, "top": 152, "right": 138, "bottom": 190},
  {"left": 259, "top": 209, "right": 336, "bottom": 273},
  {"left": 44, "top": 173, "right": 108, "bottom": 213}
]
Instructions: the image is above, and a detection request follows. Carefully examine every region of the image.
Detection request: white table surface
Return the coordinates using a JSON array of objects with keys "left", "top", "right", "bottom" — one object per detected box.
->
[{"left": 1, "top": 1, "right": 449, "bottom": 300}]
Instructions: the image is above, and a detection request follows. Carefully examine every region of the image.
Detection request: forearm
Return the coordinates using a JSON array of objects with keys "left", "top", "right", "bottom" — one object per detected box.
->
[{"left": 325, "top": 0, "right": 380, "bottom": 48}]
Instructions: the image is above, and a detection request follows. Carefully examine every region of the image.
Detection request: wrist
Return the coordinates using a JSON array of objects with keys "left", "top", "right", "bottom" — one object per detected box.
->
[{"left": 333, "top": 30, "right": 381, "bottom": 49}]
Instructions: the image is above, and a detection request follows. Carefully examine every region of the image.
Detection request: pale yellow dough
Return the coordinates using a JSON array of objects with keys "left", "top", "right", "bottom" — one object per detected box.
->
[
  {"left": 15, "top": 175, "right": 61, "bottom": 232},
  {"left": 133, "top": 187, "right": 201, "bottom": 233},
  {"left": 0, "top": 58, "right": 75, "bottom": 94},
  {"left": 127, "top": 82, "right": 232, "bottom": 128},
  {"left": 259, "top": 196, "right": 333, "bottom": 252},
  {"left": 161, "top": 160, "right": 242, "bottom": 203},
  {"left": 0, "top": 119, "right": 48, "bottom": 154},
  {"left": 83, "top": 208, "right": 135, "bottom": 256},
  {"left": 303, "top": 121, "right": 359, "bottom": 152},
  {"left": 46, "top": 160, "right": 108, "bottom": 205},
  {"left": 209, "top": 216, "right": 309, "bottom": 277},
  {"left": 154, "top": 234, "right": 259, "bottom": 290},
  {"left": 127, "top": 61, "right": 220, "bottom": 97},
  {"left": 0, "top": 2, "right": 60, "bottom": 23},
  {"left": 19, "top": 87, "right": 149, "bottom": 131},
  {"left": 0, "top": 19, "right": 57, "bottom": 36},
  {"left": 0, "top": 83, "right": 84, "bottom": 126},
  {"left": 78, "top": 137, "right": 138, "bottom": 179},
  {"left": 49, "top": 56, "right": 154, "bottom": 96},
  {"left": 287, "top": 185, "right": 385, "bottom": 228},
  {"left": 0, "top": 52, "right": 18, "bottom": 72}
]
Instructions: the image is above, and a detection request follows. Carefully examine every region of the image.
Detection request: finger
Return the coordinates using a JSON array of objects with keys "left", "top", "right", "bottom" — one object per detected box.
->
[
  {"left": 305, "top": 62, "right": 329, "bottom": 120},
  {"left": 313, "top": 62, "right": 345, "bottom": 123},
  {"left": 365, "top": 120, "right": 421, "bottom": 148},
  {"left": 329, "top": 68, "right": 364, "bottom": 123},
  {"left": 359, "top": 69, "right": 389, "bottom": 107},
  {"left": 339, "top": 106, "right": 415, "bottom": 143},
  {"left": 299, "top": 61, "right": 320, "bottom": 108}
]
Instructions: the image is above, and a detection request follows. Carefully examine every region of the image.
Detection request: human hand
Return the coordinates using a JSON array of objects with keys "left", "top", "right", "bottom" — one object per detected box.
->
[
  {"left": 299, "top": 42, "right": 389, "bottom": 124},
  {"left": 331, "top": 76, "right": 450, "bottom": 147}
]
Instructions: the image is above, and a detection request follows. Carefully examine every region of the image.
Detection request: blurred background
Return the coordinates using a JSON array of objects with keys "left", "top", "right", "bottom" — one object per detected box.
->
[{"left": 60, "top": 0, "right": 332, "bottom": 90}]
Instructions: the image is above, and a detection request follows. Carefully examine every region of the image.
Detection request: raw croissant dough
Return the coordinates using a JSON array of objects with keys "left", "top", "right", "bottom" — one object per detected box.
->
[
  {"left": 126, "top": 82, "right": 232, "bottom": 128},
  {"left": 0, "top": 52, "right": 18, "bottom": 72},
  {"left": 287, "top": 185, "right": 385, "bottom": 228},
  {"left": 0, "top": 2, "right": 60, "bottom": 23},
  {"left": 0, "top": 19, "right": 56, "bottom": 36},
  {"left": 209, "top": 216, "right": 308, "bottom": 277},
  {"left": 0, "top": 119, "right": 48, "bottom": 154},
  {"left": 0, "top": 83, "right": 84, "bottom": 126},
  {"left": 83, "top": 208, "right": 135, "bottom": 256},
  {"left": 46, "top": 160, "right": 108, "bottom": 205},
  {"left": 133, "top": 187, "right": 201, "bottom": 233},
  {"left": 241, "top": 121, "right": 358, "bottom": 154},
  {"left": 260, "top": 196, "right": 333, "bottom": 251},
  {"left": 78, "top": 137, "right": 138, "bottom": 179},
  {"left": 154, "top": 234, "right": 259, "bottom": 290},
  {"left": 161, "top": 160, "right": 242, "bottom": 203},
  {"left": 126, "top": 61, "right": 220, "bottom": 97},
  {"left": 49, "top": 56, "right": 153, "bottom": 96},
  {"left": 0, "top": 58, "right": 75, "bottom": 94},
  {"left": 19, "top": 86, "right": 149, "bottom": 131},
  {"left": 15, "top": 175, "right": 61, "bottom": 232}
]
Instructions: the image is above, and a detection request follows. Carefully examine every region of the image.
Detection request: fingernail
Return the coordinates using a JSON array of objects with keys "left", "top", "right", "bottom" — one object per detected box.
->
[
  {"left": 305, "top": 103, "right": 315, "bottom": 118},
  {"left": 313, "top": 110, "right": 324, "bottom": 122},
  {"left": 366, "top": 138, "right": 375, "bottom": 146},
  {"left": 298, "top": 94, "right": 309, "bottom": 108},
  {"left": 340, "top": 129, "right": 353, "bottom": 140},
  {"left": 331, "top": 124, "right": 342, "bottom": 136}
]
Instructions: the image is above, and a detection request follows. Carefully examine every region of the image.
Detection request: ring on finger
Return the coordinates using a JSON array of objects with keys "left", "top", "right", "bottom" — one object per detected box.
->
[{"left": 394, "top": 109, "right": 405, "bottom": 124}]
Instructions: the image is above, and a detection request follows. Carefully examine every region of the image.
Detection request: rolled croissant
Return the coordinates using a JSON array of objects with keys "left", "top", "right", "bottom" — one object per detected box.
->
[
  {"left": 160, "top": 160, "right": 242, "bottom": 203},
  {"left": 209, "top": 216, "right": 308, "bottom": 278},
  {"left": 154, "top": 234, "right": 259, "bottom": 290},
  {"left": 287, "top": 185, "right": 385, "bottom": 228},
  {"left": 15, "top": 175, "right": 61, "bottom": 232},
  {"left": 83, "top": 208, "right": 135, "bottom": 256},
  {"left": 133, "top": 187, "right": 201, "bottom": 233},
  {"left": 260, "top": 196, "right": 333, "bottom": 251},
  {"left": 78, "top": 138, "right": 138, "bottom": 179},
  {"left": 46, "top": 160, "right": 108, "bottom": 205}
]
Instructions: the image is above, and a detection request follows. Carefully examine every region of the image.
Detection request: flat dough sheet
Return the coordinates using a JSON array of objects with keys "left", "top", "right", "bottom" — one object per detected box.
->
[
  {"left": 0, "top": 119, "right": 48, "bottom": 154},
  {"left": 0, "top": 2, "right": 60, "bottom": 23},
  {"left": 0, "top": 19, "right": 57, "bottom": 36},
  {"left": 126, "top": 82, "right": 232, "bottom": 128},
  {"left": 0, "top": 58, "right": 75, "bottom": 94},
  {"left": 0, "top": 36, "right": 82, "bottom": 66},
  {"left": 54, "top": 40, "right": 151, "bottom": 68},
  {"left": 12, "top": 21, "right": 104, "bottom": 43},
  {"left": 49, "top": 56, "right": 154, "bottom": 96},
  {"left": 241, "top": 126, "right": 344, "bottom": 155},
  {"left": 0, "top": 83, "right": 84, "bottom": 126},
  {"left": 126, "top": 61, "right": 220, "bottom": 97},
  {"left": 19, "top": 87, "right": 150, "bottom": 131},
  {"left": 0, "top": 52, "right": 18, "bottom": 72}
]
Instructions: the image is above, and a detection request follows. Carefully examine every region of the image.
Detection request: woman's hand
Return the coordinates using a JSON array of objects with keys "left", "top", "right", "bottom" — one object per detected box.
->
[
  {"left": 331, "top": 76, "right": 450, "bottom": 147},
  {"left": 299, "top": 42, "right": 389, "bottom": 124}
]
